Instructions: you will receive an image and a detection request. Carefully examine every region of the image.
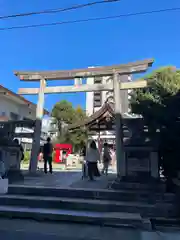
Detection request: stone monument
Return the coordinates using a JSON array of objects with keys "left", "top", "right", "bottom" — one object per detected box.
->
[
  {"left": 0, "top": 122, "right": 24, "bottom": 183},
  {"left": 123, "top": 118, "right": 159, "bottom": 182},
  {"left": 111, "top": 118, "right": 159, "bottom": 188}
]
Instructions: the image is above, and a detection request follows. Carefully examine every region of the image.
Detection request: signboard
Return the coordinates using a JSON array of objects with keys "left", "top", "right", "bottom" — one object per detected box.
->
[{"left": 126, "top": 150, "right": 150, "bottom": 176}]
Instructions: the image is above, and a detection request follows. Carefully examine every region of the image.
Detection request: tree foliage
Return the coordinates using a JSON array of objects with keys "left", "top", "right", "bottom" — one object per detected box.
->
[
  {"left": 51, "top": 100, "right": 75, "bottom": 134},
  {"left": 51, "top": 100, "right": 88, "bottom": 151},
  {"left": 130, "top": 67, "right": 180, "bottom": 180}
]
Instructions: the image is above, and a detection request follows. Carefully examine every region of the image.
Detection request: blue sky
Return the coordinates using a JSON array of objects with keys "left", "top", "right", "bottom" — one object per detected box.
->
[{"left": 0, "top": 0, "right": 180, "bottom": 112}]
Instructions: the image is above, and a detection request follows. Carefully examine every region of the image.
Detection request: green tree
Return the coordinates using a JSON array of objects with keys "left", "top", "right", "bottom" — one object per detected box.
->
[
  {"left": 51, "top": 100, "right": 75, "bottom": 134},
  {"left": 130, "top": 67, "right": 180, "bottom": 185},
  {"left": 71, "top": 105, "right": 88, "bottom": 151},
  {"left": 51, "top": 100, "right": 88, "bottom": 152},
  {"left": 75, "top": 105, "right": 87, "bottom": 121}
]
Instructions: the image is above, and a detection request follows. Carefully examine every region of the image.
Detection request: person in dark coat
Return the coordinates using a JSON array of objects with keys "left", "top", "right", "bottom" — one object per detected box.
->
[
  {"left": 13, "top": 139, "right": 24, "bottom": 161},
  {"left": 43, "top": 137, "right": 53, "bottom": 174},
  {"left": 102, "top": 143, "right": 111, "bottom": 175}
]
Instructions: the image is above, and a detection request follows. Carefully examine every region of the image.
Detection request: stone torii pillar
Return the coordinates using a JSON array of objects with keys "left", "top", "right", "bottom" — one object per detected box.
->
[
  {"left": 29, "top": 78, "right": 46, "bottom": 173},
  {"left": 113, "top": 72, "right": 126, "bottom": 178}
]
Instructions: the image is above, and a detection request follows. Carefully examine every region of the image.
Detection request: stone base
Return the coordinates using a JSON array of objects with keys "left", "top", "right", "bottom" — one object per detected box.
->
[
  {"left": 6, "top": 170, "right": 24, "bottom": 184},
  {"left": 120, "top": 175, "right": 160, "bottom": 183},
  {"left": 109, "top": 176, "right": 165, "bottom": 192},
  {"left": 24, "top": 171, "right": 43, "bottom": 177}
]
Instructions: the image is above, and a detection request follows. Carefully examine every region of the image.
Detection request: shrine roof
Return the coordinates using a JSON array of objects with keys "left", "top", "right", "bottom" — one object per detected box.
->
[
  {"left": 69, "top": 102, "right": 114, "bottom": 131},
  {"left": 69, "top": 102, "right": 144, "bottom": 132}
]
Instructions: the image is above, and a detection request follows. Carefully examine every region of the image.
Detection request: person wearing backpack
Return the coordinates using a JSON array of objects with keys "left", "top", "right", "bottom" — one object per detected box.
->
[
  {"left": 43, "top": 137, "right": 53, "bottom": 174},
  {"left": 102, "top": 143, "right": 111, "bottom": 176}
]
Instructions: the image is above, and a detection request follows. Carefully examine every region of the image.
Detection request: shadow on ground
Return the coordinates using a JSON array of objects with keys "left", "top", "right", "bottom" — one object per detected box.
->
[{"left": 12, "top": 170, "right": 116, "bottom": 189}]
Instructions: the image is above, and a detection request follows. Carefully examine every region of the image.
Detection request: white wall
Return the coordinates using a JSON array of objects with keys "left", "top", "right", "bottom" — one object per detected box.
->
[
  {"left": 19, "top": 105, "right": 36, "bottom": 120},
  {"left": 85, "top": 75, "right": 132, "bottom": 117},
  {"left": 0, "top": 96, "right": 38, "bottom": 145},
  {"left": 0, "top": 97, "right": 19, "bottom": 118},
  {"left": 86, "top": 76, "right": 113, "bottom": 115},
  {"left": 0, "top": 96, "right": 36, "bottom": 120},
  {"left": 86, "top": 77, "right": 94, "bottom": 116}
]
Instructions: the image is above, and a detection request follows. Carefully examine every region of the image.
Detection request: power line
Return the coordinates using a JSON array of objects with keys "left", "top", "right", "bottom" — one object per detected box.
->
[
  {"left": 0, "top": 7, "right": 179, "bottom": 31},
  {"left": 0, "top": 0, "right": 120, "bottom": 20}
]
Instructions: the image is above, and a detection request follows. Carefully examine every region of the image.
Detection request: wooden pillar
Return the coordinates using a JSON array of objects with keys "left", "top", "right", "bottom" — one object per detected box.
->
[
  {"left": 113, "top": 72, "right": 126, "bottom": 178},
  {"left": 29, "top": 78, "right": 46, "bottom": 173}
]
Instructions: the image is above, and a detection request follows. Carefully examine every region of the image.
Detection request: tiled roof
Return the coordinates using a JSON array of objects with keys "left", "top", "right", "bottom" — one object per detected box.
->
[
  {"left": 68, "top": 102, "right": 114, "bottom": 131},
  {"left": 0, "top": 116, "right": 9, "bottom": 121},
  {"left": 68, "top": 102, "right": 142, "bottom": 131}
]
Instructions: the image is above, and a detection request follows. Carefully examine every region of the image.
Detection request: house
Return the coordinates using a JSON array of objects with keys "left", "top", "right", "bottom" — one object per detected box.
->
[
  {"left": 0, "top": 84, "right": 49, "bottom": 149},
  {"left": 42, "top": 117, "right": 59, "bottom": 140}
]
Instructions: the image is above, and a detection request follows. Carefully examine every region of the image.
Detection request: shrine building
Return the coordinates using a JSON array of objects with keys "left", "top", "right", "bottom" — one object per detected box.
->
[{"left": 85, "top": 74, "right": 137, "bottom": 145}]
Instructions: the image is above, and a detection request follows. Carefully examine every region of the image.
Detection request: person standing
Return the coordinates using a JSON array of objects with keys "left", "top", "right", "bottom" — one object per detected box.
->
[
  {"left": 13, "top": 139, "right": 24, "bottom": 161},
  {"left": 0, "top": 151, "right": 5, "bottom": 179},
  {"left": 102, "top": 143, "right": 111, "bottom": 176},
  {"left": 80, "top": 141, "right": 87, "bottom": 179},
  {"left": 43, "top": 137, "right": 53, "bottom": 174},
  {"left": 13, "top": 139, "right": 24, "bottom": 171},
  {"left": 86, "top": 141, "right": 100, "bottom": 181}
]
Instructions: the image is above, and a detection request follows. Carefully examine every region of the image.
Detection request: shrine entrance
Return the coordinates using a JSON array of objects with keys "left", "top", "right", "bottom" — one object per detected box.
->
[
  {"left": 68, "top": 102, "right": 153, "bottom": 181},
  {"left": 14, "top": 59, "right": 154, "bottom": 178}
]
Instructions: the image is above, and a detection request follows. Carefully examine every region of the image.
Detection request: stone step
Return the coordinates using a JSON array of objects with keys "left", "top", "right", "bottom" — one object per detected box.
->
[
  {"left": 150, "top": 217, "right": 180, "bottom": 231},
  {"left": 8, "top": 185, "right": 175, "bottom": 203},
  {"left": 0, "top": 194, "right": 176, "bottom": 217},
  {"left": 0, "top": 205, "right": 146, "bottom": 229},
  {"left": 110, "top": 181, "right": 166, "bottom": 191}
]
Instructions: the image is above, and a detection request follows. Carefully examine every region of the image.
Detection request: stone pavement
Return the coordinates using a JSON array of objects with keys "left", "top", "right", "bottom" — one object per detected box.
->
[
  {"left": 0, "top": 218, "right": 180, "bottom": 240},
  {"left": 70, "top": 173, "right": 116, "bottom": 189},
  {"left": 16, "top": 171, "right": 81, "bottom": 188},
  {"left": 12, "top": 170, "right": 116, "bottom": 189},
  {"left": 21, "top": 162, "right": 82, "bottom": 171}
]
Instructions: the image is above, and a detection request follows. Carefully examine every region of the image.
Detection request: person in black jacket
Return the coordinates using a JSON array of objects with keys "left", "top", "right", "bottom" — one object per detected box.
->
[
  {"left": 14, "top": 139, "right": 24, "bottom": 161},
  {"left": 43, "top": 137, "right": 53, "bottom": 174}
]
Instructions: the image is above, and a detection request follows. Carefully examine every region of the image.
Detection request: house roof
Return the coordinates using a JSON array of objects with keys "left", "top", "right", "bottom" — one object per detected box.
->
[
  {"left": 0, "top": 116, "right": 9, "bottom": 122},
  {"left": 0, "top": 85, "right": 49, "bottom": 115}
]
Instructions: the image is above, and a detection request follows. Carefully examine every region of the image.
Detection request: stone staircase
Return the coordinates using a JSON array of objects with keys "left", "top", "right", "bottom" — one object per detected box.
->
[{"left": 0, "top": 183, "right": 177, "bottom": 230}]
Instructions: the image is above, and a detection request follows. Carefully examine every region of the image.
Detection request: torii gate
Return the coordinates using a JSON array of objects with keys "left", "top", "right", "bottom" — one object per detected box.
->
[{"left": 14, "top": 59, "right": 153, "bottom": 176}]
